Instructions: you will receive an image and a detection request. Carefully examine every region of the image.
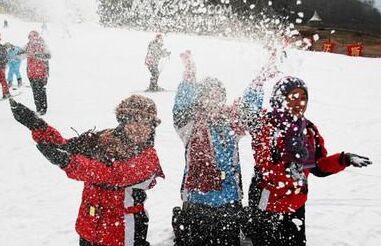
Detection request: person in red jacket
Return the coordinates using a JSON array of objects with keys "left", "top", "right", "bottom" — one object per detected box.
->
[
  {"left": 0, "top": 42, "right": 10, "bottom": 99},
  {"left": 243, "top": 76, "right": 372, "bottom": 246},
  {"left": 9, "top": 95, "right": 164, "bottom": 246},
  {"left": 19, "top": 30, "right": 51, "bottom": 115}
]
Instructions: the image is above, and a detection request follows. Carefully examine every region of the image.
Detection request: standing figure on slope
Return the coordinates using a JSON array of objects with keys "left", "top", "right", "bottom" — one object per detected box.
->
[
  {"left": 19, "top": 30, "right": 51, "bottom": 115},
  {"left": 41, "top": 21, "right": 48, "bottom": 36},
  {"left": 0, "top": 41, "right": 10, "bottom": 99},
  {"left": 171, "top": 50, "right": 268, "bottom": 246},
  {"left": 243, "top": 76, "right": 373, "bottom": 246},
  {"left": 5, "top": 42, "right": 23, "bottom": 89},
  {"left": 144, "top": 34, "right": 171, "bottom": 92},
  {"left": 9, "top": 95, "right": 164, "bottom": 246}
]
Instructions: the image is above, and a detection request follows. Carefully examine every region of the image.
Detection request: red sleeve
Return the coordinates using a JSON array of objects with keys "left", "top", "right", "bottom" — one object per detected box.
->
[
  {"left": 63, "top": 147, "right": 163, "bottom": 186},
  {"left": 317, "top": 153, "right": 346, "bottom": 174},
  {"left": 32, "top": 125, "right": 67, "bottom": 145},
  {"left": 312, "top": 124, "right": 346, "bottom": 174}
]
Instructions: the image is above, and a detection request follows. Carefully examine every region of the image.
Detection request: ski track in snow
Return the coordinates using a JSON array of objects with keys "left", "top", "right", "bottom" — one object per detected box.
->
[{"left": 1, "top": 14, "right": 381, "bottom": 246}]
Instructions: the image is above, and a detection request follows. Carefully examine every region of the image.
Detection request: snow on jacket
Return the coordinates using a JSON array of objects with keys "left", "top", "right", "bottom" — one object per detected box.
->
[
  {"left": 249, "top": 111, "right": 346, "bottom": 213},
  {"left": 144, "top": 40, "right": 169, "bottom": 67},
  {"left": 7, "top": 46, "right": 22, "bottom": 65},
  {"left": 31, "top": 125, "right": 164, "bottom": 246},
  {"left": 172, "top": 80, "right": 263, "bottom": 207},
  {"left": 23, "top": 37, "right": 50, "bottom": 79}
]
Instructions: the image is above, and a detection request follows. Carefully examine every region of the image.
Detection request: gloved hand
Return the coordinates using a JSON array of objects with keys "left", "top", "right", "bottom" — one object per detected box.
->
[
  {"left": 35, "top": 52, "right": 51, "bottom": 60},
  {"left": 342, "top": 153, "right": 372, "bottom": 168},
  {"left": 9, "top": 99, "right": 48, "bottom": 130},
  {"left": 36, "top": 143, "right": 70, "bottom": 168}
]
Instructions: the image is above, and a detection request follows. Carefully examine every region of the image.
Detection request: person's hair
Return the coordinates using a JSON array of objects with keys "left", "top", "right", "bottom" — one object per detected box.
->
[{"left": 198, "top": 77, "right": 227, "bottom": 106}]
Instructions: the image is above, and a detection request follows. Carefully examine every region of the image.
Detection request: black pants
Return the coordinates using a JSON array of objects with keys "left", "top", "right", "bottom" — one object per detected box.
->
[
  {"left": 79, "top": 238, "right": 101, "bottom": 246},
  {"left": 29, "top": 78, "right": 47, "bottom": 114},
  {"left": 79, "top": 211, "right": 149, "bottom": 246},
  {"left": 147, "top": 65, "right": 159, "bottom": 91},
  {"left": 242, "top": 206, "right": 306, "bottom": 246},
  {"left": 172, "top": 203, "right": 241, "bottom": 246}
]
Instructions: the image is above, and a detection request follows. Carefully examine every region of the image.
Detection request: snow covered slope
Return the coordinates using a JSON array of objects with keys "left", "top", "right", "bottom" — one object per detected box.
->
[{"left": 0, "top": 14, "right": 380, "bottom": 246}]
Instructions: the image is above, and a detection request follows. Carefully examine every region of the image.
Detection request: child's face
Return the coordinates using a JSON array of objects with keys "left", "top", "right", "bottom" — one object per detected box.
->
[
  {"left": 123, "top": 119, "right": 152, "bottom": 144},
  {"left": 286, "top": 88, "right": 308, "bottom": 117},
  {"left": 199, "top": 88, "right": 226, "bottom": 114}
]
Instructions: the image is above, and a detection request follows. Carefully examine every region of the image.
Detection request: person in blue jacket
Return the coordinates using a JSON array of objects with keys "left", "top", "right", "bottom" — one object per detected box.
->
[
  {"left": 5, "top": 42, "right": 23, "bottom": 88},
  {"left": 171, "top": 50, "right": 272, "bottom": 246}
]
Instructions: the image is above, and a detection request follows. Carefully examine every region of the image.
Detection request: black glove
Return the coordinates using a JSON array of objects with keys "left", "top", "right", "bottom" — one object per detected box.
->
[
  {"left": 35, "top": 52, "right": 51, "bottom": 60},
  {"left": 342, "top": 152, "right": 372, "bottom": 168},
  {"left": 36, "top": 143, "right": 70, "bottom": 168},
  {"left": 9, "top": 98, "right": 48, "bottom": 130}
]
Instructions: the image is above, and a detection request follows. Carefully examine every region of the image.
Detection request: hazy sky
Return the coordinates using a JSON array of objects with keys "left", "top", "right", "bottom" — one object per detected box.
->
[{"left": 375, "top": 0, "right": 381, "bottom": 10}]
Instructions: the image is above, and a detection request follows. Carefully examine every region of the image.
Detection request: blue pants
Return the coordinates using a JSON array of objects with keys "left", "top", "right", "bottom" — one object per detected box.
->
[{"left": 7, "top": 62, "right": 22, "bottom": 86}]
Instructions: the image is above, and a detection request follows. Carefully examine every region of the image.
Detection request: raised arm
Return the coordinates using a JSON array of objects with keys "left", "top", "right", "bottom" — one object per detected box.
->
[{"left": 172, "top": 50, "right": 199, "bottom": 142}]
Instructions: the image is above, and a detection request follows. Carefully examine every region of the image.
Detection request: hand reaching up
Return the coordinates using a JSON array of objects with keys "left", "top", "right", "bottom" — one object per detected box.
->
[{"left": 180, "top": 50, "right": 196, "bottom": 82}]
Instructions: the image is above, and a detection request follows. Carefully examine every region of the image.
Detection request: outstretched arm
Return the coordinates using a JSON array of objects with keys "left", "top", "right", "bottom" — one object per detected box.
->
[
  {"left": 309, "top": 124, "right": 372, "bottom": 176},
  {"left": 63, "top": 147, "right": 162, "bottom": 187},
  {"left": 10, "top": 99, "right": 66, "bottom": 145}
]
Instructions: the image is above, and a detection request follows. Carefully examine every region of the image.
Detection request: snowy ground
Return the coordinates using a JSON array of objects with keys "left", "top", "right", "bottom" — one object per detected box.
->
[{"left": 0, "top": 14, "right": 381, "bottom": 246}]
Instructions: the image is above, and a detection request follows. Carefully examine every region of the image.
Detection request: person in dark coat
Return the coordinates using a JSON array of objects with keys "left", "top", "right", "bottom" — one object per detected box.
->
[
  {"left": 243, "top": 76, "right": 372, "bottom": 246},
  {"left": 9, "top": 95, "right": 165, "bottom": 246},
  {"left": 144, "top": 34, "right": 170, "bottom": 91}
]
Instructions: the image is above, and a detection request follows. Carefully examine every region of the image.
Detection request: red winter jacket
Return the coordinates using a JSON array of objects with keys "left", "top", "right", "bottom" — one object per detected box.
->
[
  {"left": 24, "top": 38, "right": 50, "bottom": 79},
  {"left": 250, "top": 113, "right": 346, "bottom": 213},
  {"left": 32, "top": 126, "right": 164, "bottom": 246}
]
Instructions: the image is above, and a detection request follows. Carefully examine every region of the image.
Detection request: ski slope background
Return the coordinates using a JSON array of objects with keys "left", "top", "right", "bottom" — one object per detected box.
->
[{"left": 0, "top": 14, "right": 381, "bottom": 246}]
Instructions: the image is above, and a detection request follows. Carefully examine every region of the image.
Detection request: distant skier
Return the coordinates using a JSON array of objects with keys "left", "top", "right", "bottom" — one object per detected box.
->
[
  {"left": 9, "top": 95, "right": 164, "bottom": 246},
  {"left": 242, "top": 76, "right": 373, "bottom": 246},
  {"left": 0, "top": 42, "right": 10, "bottom": 99},
  {"left": 5, "top": 42, "right": 23, "bottom": 88},
  {"left": 144, "top": 34, "right": 170, "bottom": 91},
  {"left": 19, "top": 30, "right": 51, "bottom": 115},
  {"left": 41, "top": 21, "right": 47, "bottom": 36},
  {"left": 3, "top": 19, "right": 8, "bottom": 28}
]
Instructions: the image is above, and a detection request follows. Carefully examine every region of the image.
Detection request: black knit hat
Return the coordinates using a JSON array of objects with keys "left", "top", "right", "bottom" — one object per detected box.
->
[{"left": 270, "top": 76, "right": 308, "bottom": 109}]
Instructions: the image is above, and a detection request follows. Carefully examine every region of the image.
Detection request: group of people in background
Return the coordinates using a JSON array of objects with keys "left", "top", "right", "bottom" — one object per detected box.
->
[
  {"left": 8, "top": 31, "right": 373, "bottom": 246},
  {"left": 0, "top": 29, "right": 50, "bottom": 115}
]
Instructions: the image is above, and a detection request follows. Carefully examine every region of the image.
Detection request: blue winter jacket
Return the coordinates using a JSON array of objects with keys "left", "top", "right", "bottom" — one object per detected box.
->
[
  {"left": 173, "top": 80, "right": 263, "bottom": 207},
  {"left": 7, "top": 46, "right": 22, "bottom": 65}
]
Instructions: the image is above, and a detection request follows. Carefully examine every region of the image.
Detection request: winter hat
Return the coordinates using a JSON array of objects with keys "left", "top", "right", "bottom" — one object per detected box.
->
[
  {"left": 198, "top": 77, "right": 227, "bottom": 106},
  {"left": 28, "top": 30, "right": 40, "bottom": 40},
  {"left": 270, "top": 76, "right": 308, "bottom": 109},
  {"left": 155, "top": 33, "right": 163, "bottom": 41},
  {"left": 4, "top": 42, "right": 12, "bottom": 49},
  {"left": 115, "top": 95, "right": 161, "bottom": 126}
]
